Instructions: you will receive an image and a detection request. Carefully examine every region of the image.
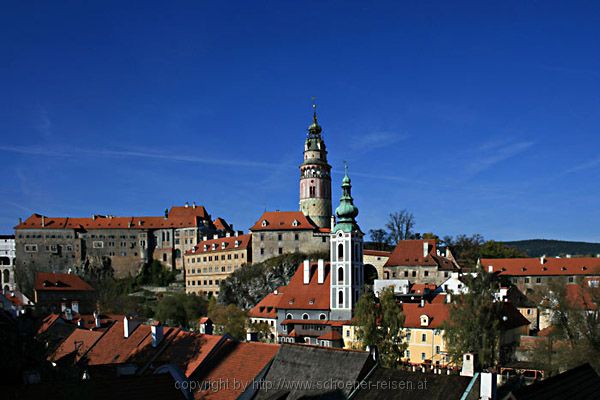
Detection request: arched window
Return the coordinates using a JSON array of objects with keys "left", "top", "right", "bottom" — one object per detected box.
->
[
  {"left": 319, "top": 313, "right": 327, "bottom": 320},
  {"left": 286, "top": 313, "right": 293, "bottom": 320},
  {"left": 302, "top": 313, "right": 309, "bottom": 320},
  {"left": 338, "top": 290, "right": 344, "bottom": 307},
  {"left": 338, "top": 267, "right": 344, "bottom": 283},
  {"left": 1, "top": 269, "right": 7, "bottom": 284},
  {"left": 338, "top": 243, "right": 344, "bottom": 259},
  {"left": 175, "top": 249, "right": 181, "bottom": 259}
]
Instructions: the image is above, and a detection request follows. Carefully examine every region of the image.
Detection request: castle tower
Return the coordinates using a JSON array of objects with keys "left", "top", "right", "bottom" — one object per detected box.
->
[
  {"left": 299, "top": 102, "right": 332, "bottom": 229},
  {"left": 330, "top": 166, "right": 363, "bottom": 321}
]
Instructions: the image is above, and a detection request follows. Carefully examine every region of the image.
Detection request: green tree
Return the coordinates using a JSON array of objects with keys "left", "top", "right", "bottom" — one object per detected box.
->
[
  {"left": 136, "top": 260, "right": 177, "bottom": 286},
  {"left": 443, "top": 271, "right": 502, "bottom": 368},
  {"left": 443, "top": 235, "right": 526, "bottom": 268},
  {"left": 154, "top": 293, "right": 208, "bottom": 328},
  {"left": 368, "top": 229, "right": 390, "bottom": 250},
  {"left": 354, "top": 287, "right": 406, "bottom": 368},
  {"left": 208, "top": 300, "right": 248, "bottom": 341}
]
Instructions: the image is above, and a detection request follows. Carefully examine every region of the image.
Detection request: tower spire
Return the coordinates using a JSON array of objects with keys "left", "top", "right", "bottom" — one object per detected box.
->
[{"left": 308, "top": 97, "right": 322, "bottom": 136}]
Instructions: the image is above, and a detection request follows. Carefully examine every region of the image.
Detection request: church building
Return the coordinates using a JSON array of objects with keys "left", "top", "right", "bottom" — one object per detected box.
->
[{"left": 249, "top": 168, "right": 364, "bottom": 348}]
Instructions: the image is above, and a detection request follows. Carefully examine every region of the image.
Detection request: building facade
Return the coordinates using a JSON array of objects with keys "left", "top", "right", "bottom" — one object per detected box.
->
[
  {"left": 184, "top": 232, "right": 251, "bottom": 297},
  {"left": 249, "top": 211, "right": 329, "bottom": 263},
  {"left": 0, "top": 235, "right": 16, "bottom": 291},
  {"left": 15, "top": 204, "right": 229, "bottom": 281},
  {"left": 299, "top": 104, "right": 332, "bottom": 229},
  {"left": 34, "top": 272, "right": 96, "bottom": 314}
]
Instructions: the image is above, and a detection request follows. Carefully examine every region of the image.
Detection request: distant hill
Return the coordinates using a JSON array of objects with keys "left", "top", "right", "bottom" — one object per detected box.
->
[{"left": 502, "top": 239, "right": 600, "bottom": 257}]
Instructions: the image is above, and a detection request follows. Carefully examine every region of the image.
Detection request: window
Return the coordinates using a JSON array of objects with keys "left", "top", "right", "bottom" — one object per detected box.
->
[
  {"left": 424, "top": 271, "right": 429, "bottom": 277},
  {"left": 527, "top": 309, "right": 532, "bottom": 315},
  {"left": 93, "top": 241, "right": 104, "bottom": 249},
  {"left": 405, "top": 350, "right": 410, "bottom": 358},
  {"left": 412, "top": 271, "right": 416, "bottom": 278},
  {"left": 278, "top": 234, "right": 283, "bottom": 241},
  {"left": 302, "top": 313, "right": 309, "bottom": 320},
  {"left": 525, "top": 277, "right": 530, "bottom": 283},
  {"left": 421, "top": 333, "right": 427, "bottom": 342},
  {"left": 278, "top": 248, "right": 283, "bottom": 255},
  {"left": 294, "top": 233, "right": 299, "bottom": 241},
  {"left": 286, "top": 313, "right": 293, "bottom": 320},
  {"left": 444, "top": 271, "right": 449, "bottom": 278},
  {"left": 260, "top": 248, "right": 265, "bottom": 255},
  {"left": 421, "top": 353, "right": 426, "bottom": 360},
  {"left": 163, "top": 254, "right": 167, "bottom": 262},
  {"left": 346, "top": 330, "right": 350, "bottom": 337},
  {"left": 338, "top": 291, "right": 344, "bottom": 307},
  {"left": 260, "top": 233, "right": 265, "bottom": 241},
  {"left": 404, "top": 271, "right": 409, "bottom": 277},
  {"left": 319, "top": 313, "right": 326, "bottom": 320},
  {"left": 309, "top": 186, "right": 316, "bottom": 197},
  {"left": 568, "top": 276, "right": 574, "bottom": 283},
  {"left": 322, "top": 237, "right": 326, "bottom": 243},
  {"left": 436, "top": 346, "right": 440, "bottom": 354},
  {"left": 536, "top": 277, "right": 542, "bottom": 284},
  {"left": 338, "top": 244, "right": 343, "bottom": 259},
  {"left": 24, "top": 244, "right": 38, "bottom": 252},
  {"left": 338, "top": 267, "right": 344, "bottom": 283}
]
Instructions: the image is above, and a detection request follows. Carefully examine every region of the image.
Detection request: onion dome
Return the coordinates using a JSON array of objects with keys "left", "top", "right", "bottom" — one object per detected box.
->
[{"left": 333, "top": 164, "right": 361, "bottom": 233}]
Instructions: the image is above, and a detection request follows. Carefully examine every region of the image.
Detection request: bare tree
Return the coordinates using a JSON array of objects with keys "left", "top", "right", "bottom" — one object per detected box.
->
[{"left": 385, "top": 210, "right": 415, "bottom": 244}]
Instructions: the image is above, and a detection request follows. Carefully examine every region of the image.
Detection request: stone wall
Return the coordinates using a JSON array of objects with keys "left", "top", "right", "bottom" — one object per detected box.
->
[{"left": 251, "top": 230, "right": 329, "bottom": 264}]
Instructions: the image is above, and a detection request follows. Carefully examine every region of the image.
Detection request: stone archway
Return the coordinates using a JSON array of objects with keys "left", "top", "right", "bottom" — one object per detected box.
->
[{"left": 364, "top": 264, "right": 378, "bottom": 285}]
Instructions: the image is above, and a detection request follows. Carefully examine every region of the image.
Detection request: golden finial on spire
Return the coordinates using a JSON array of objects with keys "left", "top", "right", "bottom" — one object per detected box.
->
[{"left": 311, "top": 96, "right": 318, "bottom": 124}]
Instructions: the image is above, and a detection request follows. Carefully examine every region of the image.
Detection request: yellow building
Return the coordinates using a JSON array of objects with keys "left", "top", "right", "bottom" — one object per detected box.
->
[{"left": 184, "top": 233, "right": 251, "bottom": 297}]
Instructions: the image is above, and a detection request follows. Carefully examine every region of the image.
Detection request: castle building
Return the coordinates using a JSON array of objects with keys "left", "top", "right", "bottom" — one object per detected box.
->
[
  {"left": 14, "top": 204, "right": 231, "bottom": 281},
  {"left": 0, "top": 235, "right": 16, "bottom": 291},
  {"left": 249, "top": 170, "right": 364, "bottom": 347},
  {"left": 299, "top": 103, "right": 332, "bottom": 229}
]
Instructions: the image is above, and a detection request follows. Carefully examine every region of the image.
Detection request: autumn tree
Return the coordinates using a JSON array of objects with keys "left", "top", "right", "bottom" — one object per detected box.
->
[
  {"left": 208, "top": 298, "right": 248, "bottom": 341},
  {"left": 354, "top": 287, "right": 406, "bottom": 368},
  {"left": 444, "top": 271, "right": 502, "bottom": 368}
]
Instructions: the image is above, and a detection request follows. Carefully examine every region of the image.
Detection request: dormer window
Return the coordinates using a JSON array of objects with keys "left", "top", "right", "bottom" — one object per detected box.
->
[
  {"left": 221, "top": 242, "right": 226, "bottom": 249},
  {"left": 261, "top": 220, "right": 268, "bottom": 227},
  {"left": 292, "top": 219, "right": 299, "bottom": 227},
  {"left": 212, "top": 243, "right": 217, "bottom": 250},
  {"left": 420, "top": 315, "right": 430, "bottom": 327},
  {"left": 234, "top": 240, "right": 240, "bottom": 248},
  {"left": 203, "top": 244, "right": 208, "bottom": 251},
  {"left": 308, "top": 298, "right": 315, "bottom": 305}
]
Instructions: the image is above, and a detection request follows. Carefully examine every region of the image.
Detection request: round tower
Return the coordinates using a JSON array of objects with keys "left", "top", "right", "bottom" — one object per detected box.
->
[{"left": 299, "top": 102, "right": 332, "bottom": 229}]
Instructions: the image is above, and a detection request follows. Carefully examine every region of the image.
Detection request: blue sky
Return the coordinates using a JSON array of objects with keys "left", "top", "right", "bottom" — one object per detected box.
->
[{"left": 1, "top": 1, "right": 599, "bottom": 241}]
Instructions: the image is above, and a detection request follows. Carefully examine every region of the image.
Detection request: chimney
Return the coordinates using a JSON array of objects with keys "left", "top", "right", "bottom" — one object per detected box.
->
[
  {"left": 94, "top": 312, "right": 101, "bottom": 328},
  {"left": 480, "top": 372, "right": 497, "bottom": 400},
  {"left": 92, "top": 215, "right": 96, "bottom": 220},
  {"left": 460, "top": 352, "right": 478, "bottom": 377},
  {"left": 71, "top": 300, "right": 79, "bottom": 314},
  {"left": 123, "top": 316, "right": 141, "bottom": 338},
  {"left": 330, "top": 215, "right": 335, "bottom": 230},
  {"left": 317, "top": 259, "right": 324, "bottom": 284},
  {"left": 303, "top": 260, "right": 310, "bottom": 284},
  {"left": 445, "top": 293, "right": 451, "bottom": 304},
  {"left": 226, "top": 232, "right": 231, "bottom": 237},
  {"left": 151, "top": 324, "right": 164, "bottom": 348},
  {"left": 213, "top": 234, "right": 218, "bottom": 239},
  {"left": 199, "top": 319, "right": 213, "bottom": 335},
  {"left": 423, "top": 242, "right": 429, "bottom": 257},
  {"left": 18, "top": 217, "right": 22, "bottom": 224},
  {"left": 366, "top": 345, "right": 378, "bottom": 362},
  {"left": 192, "top": 202, "right": 196, "bottom": 209},
  {"left": 41, "top": 216, "right": 45, "bottom": 227},
  {"left": 61, "top": 302, "right": 67, "bottom": 312},
  {"left": 202, "top": 235, "right": 207, "bottom": 241},
  {"left": 540, "top": 255, "right": 546, "bottom": 264},
  {"left": 488, "top": 265, "right": 493, "bottom": 273},
  {"left": 77, "top": 319, "right": 84, "bottom": 327},
  {"left": 185, "top": 202, "right": 189, "bottom": 208},
  {"left": 420, "top": 298, "right": 425, "bottom": 308}
]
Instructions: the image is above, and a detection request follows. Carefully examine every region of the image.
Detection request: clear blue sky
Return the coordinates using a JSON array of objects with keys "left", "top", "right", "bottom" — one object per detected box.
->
[{"left": 1, "top": 1, "right": 599, "bottom": 242}]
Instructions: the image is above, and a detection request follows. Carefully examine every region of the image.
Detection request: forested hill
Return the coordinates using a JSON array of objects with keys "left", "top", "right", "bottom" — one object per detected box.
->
[{"left": 503, "top": 239, "right": 600, "bottom": 257}]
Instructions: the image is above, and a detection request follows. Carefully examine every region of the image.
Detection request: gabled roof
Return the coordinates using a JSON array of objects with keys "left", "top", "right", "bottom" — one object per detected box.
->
[
  {"left": 364, "top": 249, "right": 392, "bottom": 257},
  {"left": 250, "top": 211, "right": 318, "bottom": 231},
  {"left": 249, "top": 290, "right": 283, "bottom": 319},
  {"left": 507, "top": 363, "right": 600, "bottom": 400},
  {"left": 34, "top": 272, "right": 95, "bottom": 292},
  {"left": 481, "top": 257, "right": 600, "bottom": 276},
  {"left": 384, "top": 240, "right": 438, "bottom": 267},
  {"left": 254, "top": 344, "right": 375, "bottom": 400},
  {"left": 317, "top": 331, "right": 343, "bottom": 341},
  {"left": 275, "top": 262, "right": 330, "bottom": 310},
  {"left": 212, "top": 217, "right": 232, "bottom": 232},
  {"left": 402, "top": 302, "right": 451, "bottom": 329},
  {"left": 16, "top": 204, "right": 211, "bottom": 230},
  {"left": 192, "top": 341, "right": 279, "bottom": 400},
  {"left": 185, "top": 234, "right": 251, "bottom": 255},
  {"left": 49, "top": 328, "right": 105, "bottom": 363}
]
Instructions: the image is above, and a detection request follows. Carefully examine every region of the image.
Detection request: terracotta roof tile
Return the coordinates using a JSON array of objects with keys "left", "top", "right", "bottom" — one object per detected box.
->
[
  {"left": 186, "top": 234, "right": 251, "bottom": 255},
  {"left": 317, "top": 331, "right": 343, "bottom": 341},
  {"left": 482, "top": 257, "right": 600, "bottom": 276},
  {"left": 364, "top": 249, "right": 391, "bottom": 257},
  {"left": 49, "top": 328, "right": 105, "bottom": 363},
  {"left": 384, "top": 240, "right": 438, "bottom": 267},
  {"left": 34, "top": 272, "right": 95, "bottom": 292},
  {"left": 153, "top": 332, "right": 223, "bottom": 377},
  {"left": 275, "top": 262, "right": 330, "bottom": 310},
  {"left": 249, "top": 291, "right": 281, "bottom": 319},
  {"left": 250, "top": 211, "right": 318, "bottom": 231}
]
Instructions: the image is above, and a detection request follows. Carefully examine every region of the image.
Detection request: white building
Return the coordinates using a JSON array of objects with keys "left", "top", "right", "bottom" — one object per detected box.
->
[{"left": 0, "top": 235, "right": 16, "bottom": 291}]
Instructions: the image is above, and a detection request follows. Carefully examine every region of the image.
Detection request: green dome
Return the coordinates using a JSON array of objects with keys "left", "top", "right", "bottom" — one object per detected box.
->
[{"left": 333, "top": 167, "right": 361, "bottom": 233}]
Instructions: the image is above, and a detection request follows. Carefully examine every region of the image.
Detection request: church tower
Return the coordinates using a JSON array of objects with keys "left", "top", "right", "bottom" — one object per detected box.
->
[
  {"left": 330, "top": 166, "right": 363, "bottom": 321},
  {"left": 299, "top": 102, "right": 332, "bottom": 229}
]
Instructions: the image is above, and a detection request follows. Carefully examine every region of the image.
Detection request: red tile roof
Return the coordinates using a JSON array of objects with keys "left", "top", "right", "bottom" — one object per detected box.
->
[
  {"left": 249, "top": 291, "right": 282, "bottom": 319},
  {"left": 34, "top": 272, "right": 95, "bottom": 292},
  {"left": 364, "top": 249, "right": 392, "bottom": 257},
  {"left": 250, "top": 211, "right": 318, "bottom": 231},
  {"left": 153, "top": 331, "right": 224, "bottom": 377},
  {"left": 193, "top": 341, "right": 279, "bottom": 400},
  {"left": 16, "top": 204, "right": 211, "bottom": 230},
  {"left": 402, "top": 302, "right": 451, "bottom": 329},
  {"left": 49, "top": 328, "right": 105, "bottom": 363},
  {"left": 84, "top": 319, "right": 177, "bottom": 366},
  {"left": 384, "top": 240, "right": 438, "bottom": 267},
  {"left": 274, "top": 262, "right": 330, "bottom": 310},
  {"left": 409, "top": 283, "right": 438, "bottom": 295},
  {"left": 317, "top": 331, "right": 343, "bottom": 341},
  {"left": 212, "top": 217, "right": 232, "bottom": 232},
  {"left": 481, "top": 257, "right": 600, "bottom": 276},
  {"left": 37, "top": 313, "right": 62, "bottom": 335},
  {"left": 186, "top": 234, "right": 251, "bottom": 255}
]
